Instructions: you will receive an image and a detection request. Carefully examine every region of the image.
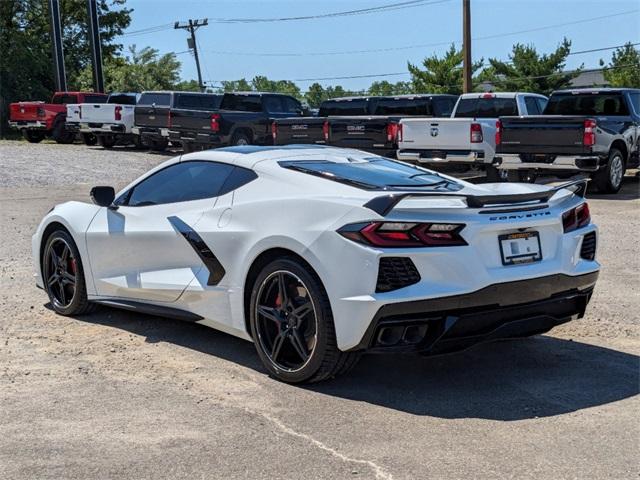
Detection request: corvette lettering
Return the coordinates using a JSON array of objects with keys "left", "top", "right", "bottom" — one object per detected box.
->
[{"left": 489, "top": 211, "right": 551, "bottom": 221}]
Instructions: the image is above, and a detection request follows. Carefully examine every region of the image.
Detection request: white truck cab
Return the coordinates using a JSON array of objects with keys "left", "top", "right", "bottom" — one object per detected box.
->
[{"left": 397, "top": 92, "right": 548, "bottom": 179}]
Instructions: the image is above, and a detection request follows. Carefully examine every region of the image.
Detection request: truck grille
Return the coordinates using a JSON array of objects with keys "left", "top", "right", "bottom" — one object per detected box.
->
[
  {"left": 580, "top": 232, "right": 597, "bottom": 260},
  {"left": 376, "top": 257, "right": 421, "bottom": 293}
]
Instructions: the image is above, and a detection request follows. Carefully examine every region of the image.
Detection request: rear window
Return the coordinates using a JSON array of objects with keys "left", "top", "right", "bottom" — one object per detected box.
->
[
  {"left": 454, "top": 96, "right": 517, "bottom": 118},
  {"left": 84, "top": 94, "right": 107, "bottom": 103},
  {"left": 138, "top": 93, "right": 171, "bottom": 106},
  {"left": 108, "top": 94, "right": 138, "bottom": 105},
  {"left": 175, "top": 93, "right": 222, "bottom": 110},
  {"left": 220, "top": 94, "right": 262, "bottom": 112},
  {"left": 372, "top": 97, "right": 430, "bottom": 116},
  {"left": 319, "top": 99, "right": 369, "bottom": 116},
  {"left": 432, "top": 96, "right": 457, "bottom": 116},
  {"left": 544, "top": 93, "right": 630, "bottom": 116},
  {"left": 52, "top": 94, "right": 78, "bottom": 105},
  {"left": 279, "top": 158, "right": 461, "bottom": 191}
]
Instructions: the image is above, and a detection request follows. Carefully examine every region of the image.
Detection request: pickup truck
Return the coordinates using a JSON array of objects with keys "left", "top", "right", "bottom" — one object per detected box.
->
[
  {"left": 397, "top": 92, "right": 547, "bottom": 179},
  {"left": 9, "top": 91, "right": 107, "bottom": 143},
  {"left": 66, "top": 93, "right": 140, "bottom": 148},
  {"left": 272, "top": 94, "right": 458, "bottom": 156},
  {"left": 167, "top": 92, "right": 304, "bottom": 152},
  {"left": 495, "top": 88, "right": 640, "bottom": 193}
]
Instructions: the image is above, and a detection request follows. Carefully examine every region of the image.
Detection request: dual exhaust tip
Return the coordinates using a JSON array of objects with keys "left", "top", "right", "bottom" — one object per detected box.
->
[{"left": 376, "top": 324, "right": 429, "bottom": 347}]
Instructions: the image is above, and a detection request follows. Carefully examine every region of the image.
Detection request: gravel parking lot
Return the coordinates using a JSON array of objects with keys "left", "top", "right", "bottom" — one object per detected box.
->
[{"left": 1, "top": 140, "right": 638, "bottom": 480}]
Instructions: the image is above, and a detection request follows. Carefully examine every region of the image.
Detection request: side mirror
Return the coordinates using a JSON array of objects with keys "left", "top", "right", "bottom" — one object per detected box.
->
[{"left": 90, "top": 186, "right": 115, "bottom": 207}]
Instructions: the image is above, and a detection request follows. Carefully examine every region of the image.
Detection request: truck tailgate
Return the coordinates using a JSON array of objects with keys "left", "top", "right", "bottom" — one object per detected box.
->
[
  {"left": 400, "top": 118, "right": 473, "bottom": 150},
  {"left": 273, "top": 117, "right": 326, "bottom": 145},
  {"left": 9, "top": 102, "right": 44, "bottom": 121},
  {"left": 328, "top": 116, "right": 392, "bottom": 149},
  {"left": 498, "top": 116, "right": 588, "bottom": 155}
]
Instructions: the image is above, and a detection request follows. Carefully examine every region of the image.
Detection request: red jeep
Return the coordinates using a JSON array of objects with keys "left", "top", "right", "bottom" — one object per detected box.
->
[{"left": 9, "top": 91, "right": 107, "bottom": 143}]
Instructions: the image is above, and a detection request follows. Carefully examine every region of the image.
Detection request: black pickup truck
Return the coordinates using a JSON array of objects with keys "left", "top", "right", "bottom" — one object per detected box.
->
[
  {"left": 272, "top": 95, "right": 458, "bottom": 156},
  {"left": 495, "top": 88, "right": 640, "bottom": 192},
  {"left": 167, "top": 92, "right": 305, "bottom": 152}
]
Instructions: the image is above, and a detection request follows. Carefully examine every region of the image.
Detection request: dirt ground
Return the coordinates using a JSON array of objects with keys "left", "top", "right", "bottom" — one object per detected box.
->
[{"left": 0, "top": 140, "right": 638, "bottom": 480}]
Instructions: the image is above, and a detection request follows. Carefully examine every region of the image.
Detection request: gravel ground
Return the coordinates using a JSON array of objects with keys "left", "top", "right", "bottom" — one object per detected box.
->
[{"left": 0, "top": 140, "right": 638, "bottom": 480}]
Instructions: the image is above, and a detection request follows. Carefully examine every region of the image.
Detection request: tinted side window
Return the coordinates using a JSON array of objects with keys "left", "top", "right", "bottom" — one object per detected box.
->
[
  {"left": 126, "top": 161, "right": 235, "bottom": 206},
  {"left": 139, "top": 93, "right": 171, "bottom": 106},
  {"left": 84, "top": 94, "right": 107, "bottom": 103},
  {"left": 536, "top": 97, "right": 548, "bottom": 113},
  {"left": 372, "top": 98, "right": 430, "bottom": 116},
  {"left": 220, "top": 94, "right": 263, "bottom": 112},
  {"left": 176, "top": 94, "right": 221, "bottom": 110},
  {"left": 432, "top": 97, "right": 457, "bottom": 116},
  {"left": 319, "top": 99, "right": 369, "bottom": 116},
  {"left": 282, "top": 97, "right": 302, "bottom": 114},
  {"left": 628, "top": 92, "right": 640, "bottom": 114},
  {"left": 524, "top": 97, "right": 540, "bottom": 115},
  {"left": 263, "top": 96, "right": 284, "bottom": 113}
]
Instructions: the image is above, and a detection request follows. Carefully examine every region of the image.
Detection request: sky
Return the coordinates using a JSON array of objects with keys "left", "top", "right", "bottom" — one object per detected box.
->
[{"left": 117, "top": 0, "right": 640, "bottom": 92}]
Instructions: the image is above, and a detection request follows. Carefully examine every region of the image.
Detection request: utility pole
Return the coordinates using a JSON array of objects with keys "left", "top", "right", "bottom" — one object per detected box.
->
[
  {"left": 174, "top": 19, "right": 208, "bottom": 92},
  {"left": 87, "top": 0, "right": 105, "bottom": 93},
  {"left": 462, "top": 0, "right": 472, "bottom": 93},
  {"left": 48, "top": 0, "right": 67, "bottom": 92}
]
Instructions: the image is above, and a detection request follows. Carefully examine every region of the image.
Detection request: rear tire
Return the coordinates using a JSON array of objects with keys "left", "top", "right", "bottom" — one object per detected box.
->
[
  {"left": 82, "top": 133, "right": 97, "bottom": 146},
  {"left": 592, "top": 148, "right": 624, "bottom": 193},
  {"left": 231, "top": 132, "right": 251, "bottom": 146},
  {"left": 149, "top": 138, "right": 168, "bottom": 152},
  {"left": 42, "top": 229, "right": 93, "bottom": 316},
  {"left": 22, "top": 129, "right": 45, "bottom": 143},
  {"left": 52, "top": 116, "right": 75, "bottom": 144},
  {"left": 249, "top": 257, "right": 360, "bottom": 383},
  {"left": 98, "top": 135, "right": 117, "bottom": 149}
]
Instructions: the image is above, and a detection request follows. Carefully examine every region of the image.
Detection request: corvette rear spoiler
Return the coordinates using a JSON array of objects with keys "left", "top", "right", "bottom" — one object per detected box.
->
[{"left": 364, "top": 179, "right": 588, "bottom": 216}]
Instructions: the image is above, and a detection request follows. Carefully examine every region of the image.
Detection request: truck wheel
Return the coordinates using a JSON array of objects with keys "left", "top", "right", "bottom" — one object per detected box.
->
[
  {"left": 232, "top": 132, "right": 251, "bottom": 146},
  {"left": 592, "top": 149, "right": 625, "bottom": 194},
  {"left": 82, "top": 133, "right": 97, "bottom": 146},
  {"left": 133, "top": 135, "right": 144, "bottom": 149},
  {"left": 52, "top": 116, "right": 75, "bottom": 144},
  {"left": 98, "top": 135, "right": 116, "bottom": 149},
  {"left": 22, "top": 129, "right": 45, "bottom": 143},
  {"left": 150, "top": 139, "right": 168, "bottom": 152}
]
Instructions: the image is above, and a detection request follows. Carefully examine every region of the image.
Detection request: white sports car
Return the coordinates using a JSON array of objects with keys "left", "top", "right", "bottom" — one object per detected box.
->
[{"left": 33, "top": 146, "right": 599, "bottom": 383}]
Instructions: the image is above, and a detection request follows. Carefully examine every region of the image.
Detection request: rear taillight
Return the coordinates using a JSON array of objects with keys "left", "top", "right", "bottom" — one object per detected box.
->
[
  {"left": 322, "top": 120, "right": 329, "bottom": 141},
  {"left": 583, "top": 119, "right": 596, "bottom": 146},
  {"left": 495, "top": 120, "right": 502, "bottom": 146},
  {"left": 562, "top": 203, "right": 590, "bottom": 233},
  {"left": 338, "top": 222, "right": 467, "bottom": 248},
  {"left": 482, "top": 93, "right": 496, "bottom": 99},
  {"left": 37, "top": 107, "right": 45, "bottom": 117},
  {"left": 114, "top": 106, "right": 122, "bottom": 121},
  {"left": 470, "top": 122, "right": 483, "bottom": 143},
  {"left": 210, "top": 113, "right": 221, "bottom": 133},
  {"left": 271, "top": 121, "right": 277, "bottom": 141},
  {"left": 386, "top": 123, "right": 401, "bottom": 143}
]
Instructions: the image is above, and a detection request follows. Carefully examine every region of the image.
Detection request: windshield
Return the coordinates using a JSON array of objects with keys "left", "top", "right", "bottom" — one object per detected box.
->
[
  {"left": 544, "top": 93, "right": 629, "bottom": 115},
  {"left": 279, "top": 158, "right": 461, "bottom": 191}
]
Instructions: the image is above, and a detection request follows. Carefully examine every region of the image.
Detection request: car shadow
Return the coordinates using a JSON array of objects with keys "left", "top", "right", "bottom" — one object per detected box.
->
[{"left": 65, "top": 305, "right": 640, "bottom": 421}]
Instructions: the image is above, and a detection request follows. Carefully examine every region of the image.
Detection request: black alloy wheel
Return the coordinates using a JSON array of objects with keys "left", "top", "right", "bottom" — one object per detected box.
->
[
  {"left": 255, "top": 270, "right": 318, "bottom": 372},
  {"left": 249, "top": 257, "right": 361, "bottom": 383},
  {"left": 42, "top": 230, "right": 92, "bottom": 315}
]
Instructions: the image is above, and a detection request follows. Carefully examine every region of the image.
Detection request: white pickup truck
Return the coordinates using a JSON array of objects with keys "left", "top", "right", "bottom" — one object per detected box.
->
[
  {"left": 66, "top": 93, "right": 140, "bottom": 148},
  {"left": 397, "top": 92, "right": 548, "bottom": 180}
]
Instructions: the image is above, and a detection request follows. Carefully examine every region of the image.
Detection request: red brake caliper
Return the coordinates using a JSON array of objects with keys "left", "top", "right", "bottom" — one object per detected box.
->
[{"left": 70, "top": 258, "right": 77, "bottom": 275}]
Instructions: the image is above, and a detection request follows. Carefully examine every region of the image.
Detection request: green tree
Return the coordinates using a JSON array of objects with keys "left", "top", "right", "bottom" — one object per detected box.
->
[
  {"left": 408, "top": 44, "right": 483, "bottom": 94},
  {"left": 304, "top": 82, "right": 326, "bottom": 108},
  {"left": 368, "top": 80, "right": 413, "bottom": 96},
  {"left": 221, "top": 78, "right": 252, "bottom": 92},
  {"left": 482, "top": 38, "right": 579, "bottom": 94},
  {"left": 0, "top": 0, "right": 131, "bottom": 135},
  {"left": 600, "top": 42, "right": 640, "bottom": 88}
]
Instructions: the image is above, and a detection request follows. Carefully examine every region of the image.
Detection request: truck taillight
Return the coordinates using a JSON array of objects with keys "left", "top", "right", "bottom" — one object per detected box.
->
[
  {"left": 210, "top": 113, "right": 221, "bottom": 133},
  {"left": 495, "top": 120, "right": 502, "bottom": 145},
  {"left": 271, "top": 121, "right": 277, "bottom": 141},
  {"left": 114, "top": 106, "right": 122, "bottom": 121},
  {"left": 583, "top": 119, "right": 596, "bottom": 146},
  {"left": 470, "top": 122, "right": 483, "bottom": 143},
  {"left": 322, "top": 120, "right": 329, "bottom": 141},
  {"left": 386, "top": 123, "right": 402, "bottom": 143}
]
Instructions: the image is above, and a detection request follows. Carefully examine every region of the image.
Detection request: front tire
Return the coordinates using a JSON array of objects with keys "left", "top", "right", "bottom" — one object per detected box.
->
[
  {"left": 52, "top": 116, "right": 75, "bottom": 144},
  {"left": 42, "top": 230, "right": 93, "bottom": 316},
  {"left": 592, "top": 148, "right": 625, "bottom": 193},
  {"left": 249, "top": 257, "right": 360, "bottom": 383},
  {"left": 82, "top": 133, "right": 97, "bottom": 146},
  {"left": 22, "top": 129, "right": 45, "bottom": 143},
  {"left": 98, "top": 135, "right": 117, "bottom": 149}
]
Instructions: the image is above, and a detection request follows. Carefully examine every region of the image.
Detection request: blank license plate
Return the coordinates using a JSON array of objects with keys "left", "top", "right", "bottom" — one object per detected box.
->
[{"left": 499, "top": 231, "right": 542, "bottom": 266}]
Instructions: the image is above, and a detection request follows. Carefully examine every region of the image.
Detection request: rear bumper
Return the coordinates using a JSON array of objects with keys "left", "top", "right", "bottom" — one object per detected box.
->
[
  {"left": 398, "top": 149, "right": 488, "bottom": 165},
  {"left": 168, "top": 129, "right": 224, "bottom": 146},
  {"left": 71, "top": 123, "right": 128, "bottom": 134},
  {"left": 496, "top": 154, "right": 602, "bottom": 172},
  {"left": 9, "top": 121, "right": 47, "bottom": 130},
  {"left": 347, "top": 271, "right": 598, "bottom": 354},
  {"left": 132, "top": 127, "right": 169, "bottom": 138}
]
